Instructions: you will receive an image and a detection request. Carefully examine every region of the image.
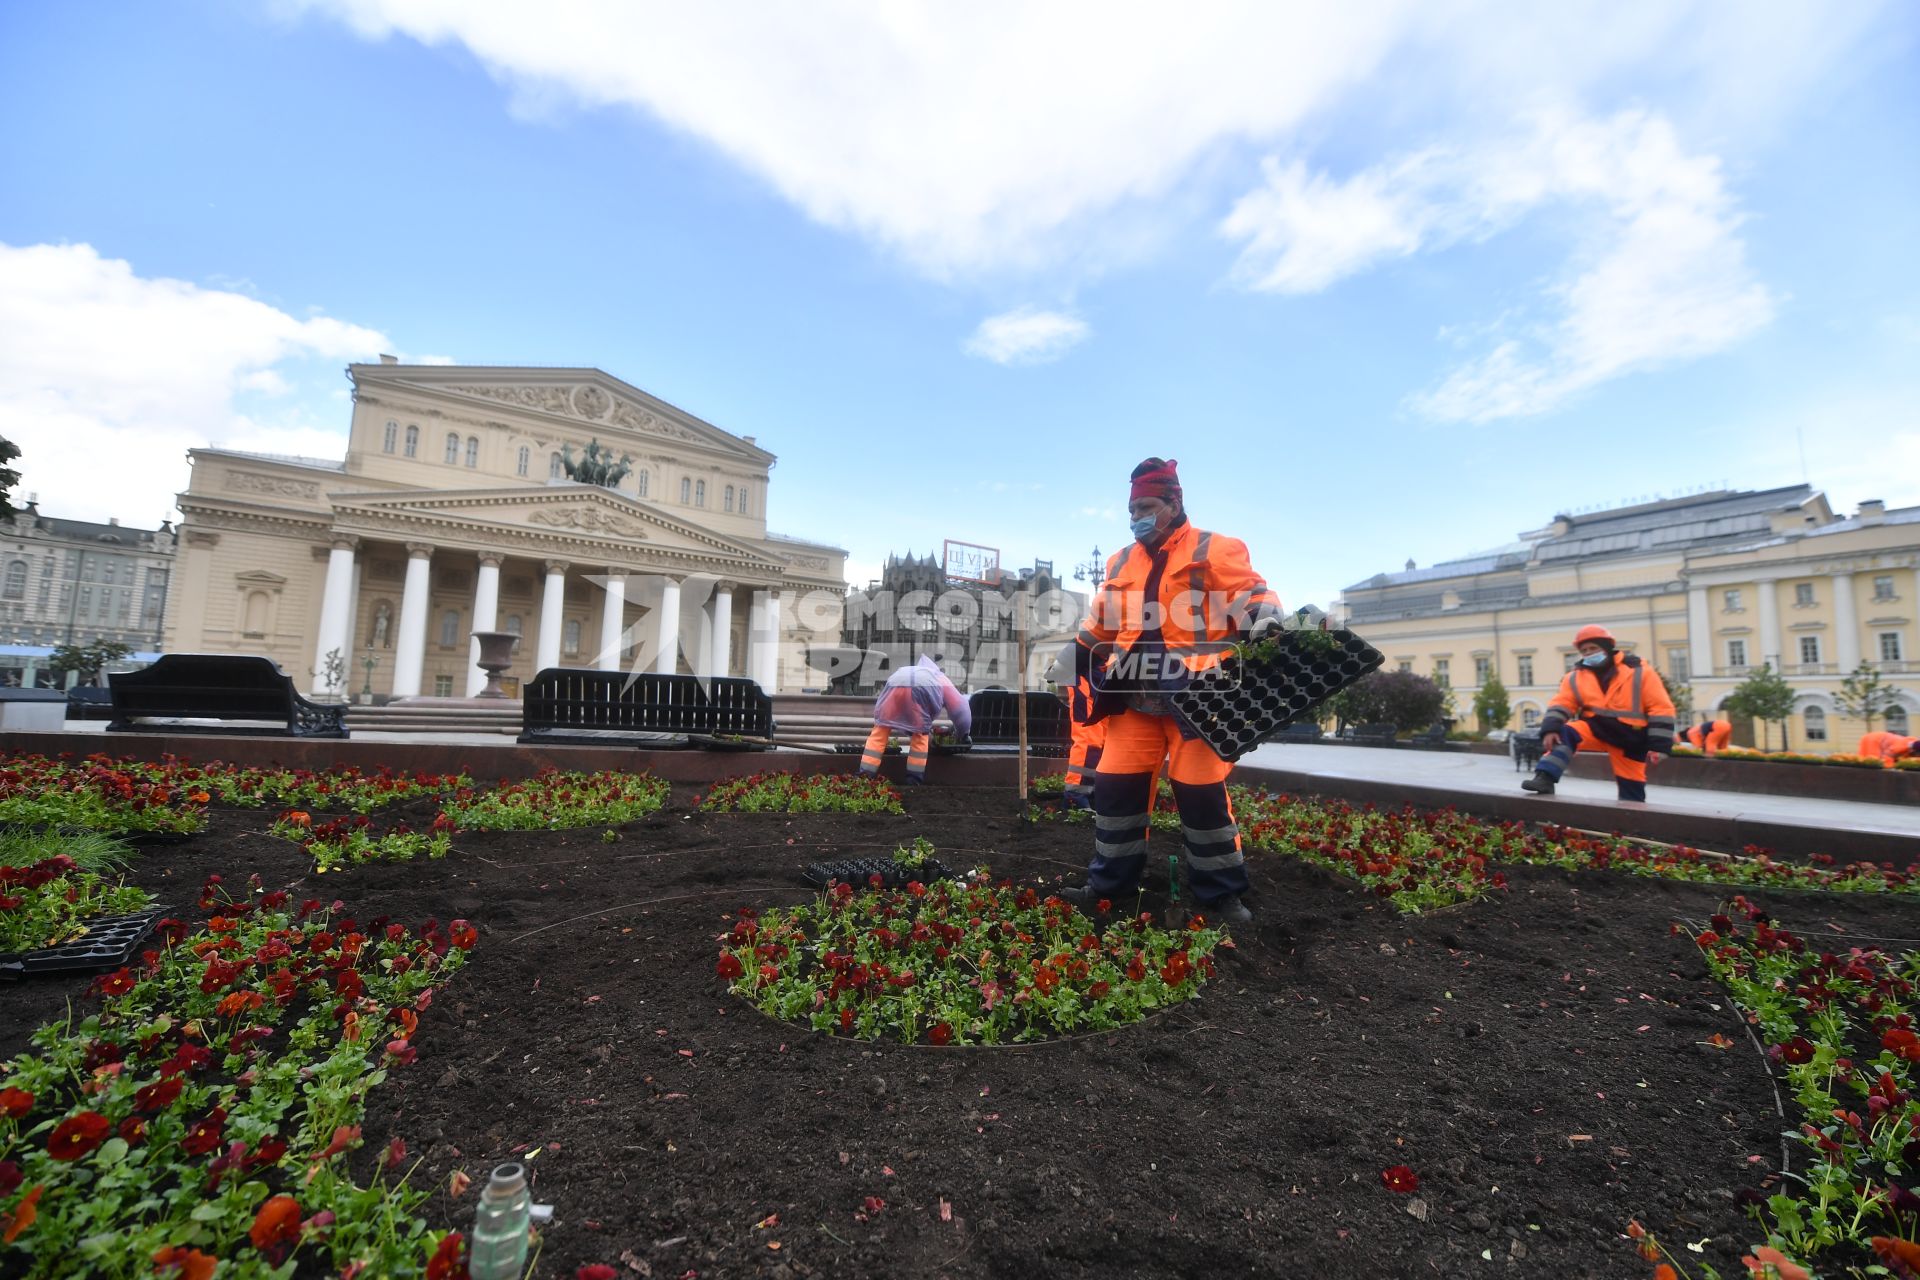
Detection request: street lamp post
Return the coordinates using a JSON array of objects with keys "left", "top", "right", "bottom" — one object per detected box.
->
[
  {"left": 1073, "top": 546, "right": 1105, "bottom": 590},
  {"left": 360, "top": 646, "right": 379, "bottom": 704}
]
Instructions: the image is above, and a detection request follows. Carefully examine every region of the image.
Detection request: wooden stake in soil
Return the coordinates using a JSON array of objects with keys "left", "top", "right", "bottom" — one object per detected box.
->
[{"left": 1016, "top": 590, "right": 1030, "bottom": 800}]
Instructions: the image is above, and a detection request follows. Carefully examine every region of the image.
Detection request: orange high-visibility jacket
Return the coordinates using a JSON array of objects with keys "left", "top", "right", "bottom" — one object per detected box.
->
[
  {"left": 1540, "top": 654, "right": 1677, "bottom": 756},
  {"left": 1858, "top": 731, "right": 1919, "bottom": 765},
  {"left": 1073, "top": 521, "right": 1280, "bottom": 721}
]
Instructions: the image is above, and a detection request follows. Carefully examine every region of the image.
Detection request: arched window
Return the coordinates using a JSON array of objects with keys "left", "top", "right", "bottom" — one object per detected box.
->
[
  {"left": 443, "top": 433, "right": 459, "bottom": 464},
  {"left": 738, "top": 487, "right": 749, "bottom": 517},
  {"left": 1889, "top": 705, "right": 1911, "bottom": 736},
  {"left": 1802, "top": 706, "right": 1827, "bottom": 742},
  {"left": 1, "top": 561, "right": 24, "bottom": 600},
  {"left": 563, "top": 619, "right": 582, "bottom": 654},
  {"left": 1521, "top": 706, "right": 1542, "bottom": 728},
  {"left": 680, "top": 477, "right": 691, "bottom": 503},
  {"left": 439, "top": 610, "right": 460, "bottom": 646},
  {"left": 724, "top": 485, "right": 734, "bottom": 512},
  {"left": 550, "top": 453, "right": 564, "bottom": 480},
  {"left": 516, "top": 446, "right": 529, "bottom": 477},
  {"left": 695, "top": 480, "right": 706, "bottom": 506},
  {"left": 383, "top": 421, "right": 397, "bottom": 453},
  {"left": 635, "top": 470, "right": 648, "bottom": 497},
  {"left": 404, "top": 425, "right": 419, "bottom": 457},
  {"left": 465, "top": 436, "right": 479, "bottom": 467}
]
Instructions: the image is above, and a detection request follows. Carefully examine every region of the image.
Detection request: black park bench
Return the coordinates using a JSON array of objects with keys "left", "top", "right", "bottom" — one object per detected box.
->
[
  {"left": 107, "top": 654, "right": 349, "bottom": 738},
  {"left": 517, "top": 668, "right": 775, "bottom": 748},
  {"left": 966, "top": 688, "right": 1072, "bottom": 758},
  {"left": 1511, "top": 730, "right": 1544, "bottom": 771},
  {"left": 1340, "top": 721, "right": 1399, "bottom": 747}
]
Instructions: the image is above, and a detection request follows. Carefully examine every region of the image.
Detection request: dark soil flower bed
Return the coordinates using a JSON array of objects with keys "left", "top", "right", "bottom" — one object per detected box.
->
[{"left": 4, "top": 780, "right": 1919, "bottom": 1276}]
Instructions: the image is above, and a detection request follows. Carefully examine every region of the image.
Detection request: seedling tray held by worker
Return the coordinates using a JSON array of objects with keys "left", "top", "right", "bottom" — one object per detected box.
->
[{"left": 1171, "top": 627, "right": 1385, "bottom": 761}]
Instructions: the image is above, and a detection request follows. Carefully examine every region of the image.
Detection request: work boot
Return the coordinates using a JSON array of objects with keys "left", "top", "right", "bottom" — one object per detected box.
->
[
  {"left": 1520, "top": 772, "right": 1556, "bottom": 795},
  {"left": 903, "top": 773, "right": 925, "bottom": 787},
  {"left": 856, "top": 767, "right": 877, "bottom": 780},
  {"left": 1059, "top": 884, "right": 1112, "bottom": 914},
  {"left": 1199, "top": 895, "right": 1253, "bottom": 926}
]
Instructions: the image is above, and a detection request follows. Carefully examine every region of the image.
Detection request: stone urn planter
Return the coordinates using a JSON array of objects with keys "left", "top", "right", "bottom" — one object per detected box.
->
[{"left": 471, "top": 631, "right": 519, "bottom": 700}]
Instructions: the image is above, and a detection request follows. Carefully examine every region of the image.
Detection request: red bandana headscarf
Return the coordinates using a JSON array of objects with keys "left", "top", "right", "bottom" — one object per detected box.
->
[{"left": 1129, "top": 458, "right": 1181, "bottom": 503}]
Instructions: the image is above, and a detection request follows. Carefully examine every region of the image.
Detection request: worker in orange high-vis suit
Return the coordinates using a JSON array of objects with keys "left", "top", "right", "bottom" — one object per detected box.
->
[
  {"left": 1058, "top": 457, "right": 1294, "bottom": 927},
  {"left": 857, "top": 654, "right": 971, "bottom": 785},
  {"left": 1857, "top": 730, "right": 1920, "bottom": 767},
  {"left": 1522, "top": 625, "right": 1676, "bottom": 802},
  {"left": 1045, "top": 642, "right": 1106, "bottom": 810},
  {"left": 1681, "top": 719, "right": 1733, "bottom": 755}
]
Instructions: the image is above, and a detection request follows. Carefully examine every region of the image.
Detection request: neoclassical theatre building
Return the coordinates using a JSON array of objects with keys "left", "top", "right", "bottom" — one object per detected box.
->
[{"left": 164, "top": 360, "right": 847, "bottom": 699}]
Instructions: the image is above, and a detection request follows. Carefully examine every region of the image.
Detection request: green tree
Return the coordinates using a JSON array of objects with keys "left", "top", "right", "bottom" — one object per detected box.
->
[
  {"left": 0, "top": 436, "right": 19, "bottom": 521},
  {"left": 1836, "top": 660, "right": 1898, "bottom": 734},
  {"left": 1472, "top": 675, "right": 1511, "bottom": 732},
  {"left": 1660, "top": 671, "right": 1693, "bottom": 726},
  {"left": 47, "top": 639, "right": 133, "bottom": 687},
  {"left": 1725, "top": 662, "right": 1797, "bottom": 751}
]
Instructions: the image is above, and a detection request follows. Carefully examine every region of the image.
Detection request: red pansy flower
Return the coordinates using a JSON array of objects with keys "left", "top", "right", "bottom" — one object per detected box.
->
[
  {"left": 47, "top": 1111, "right": 111, "bottom": 1160},
  {"left": 1380, "top": 1165, "right": 1419, "bottom": 1193},
  {"left": 0, "top": 1087, "right": 31, "bottom": 1119},
  {"left": 249, "top": 1194, "right": 301, "bottom": 1250}
]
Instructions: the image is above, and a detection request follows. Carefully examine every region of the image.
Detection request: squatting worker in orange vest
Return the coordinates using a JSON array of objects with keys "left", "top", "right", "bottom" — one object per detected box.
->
[
  {"left": 857, "top": 654, "right": 971, "bottom": 785},
  {"left": 1044, "top": 642, "right": 1106, "bottom": 810},
  {"left": 1682, "top": 719, "right": 1733, "bottom": 755},
  {"left": 1522, "top": 625, "right": 1677, "bottom": 802},
  {"left": 1059, "top": 458, "right": 1289, "bottom": 926},
  {"left": 1857, "top": 730, "right": 1920, "bottom": 767}
]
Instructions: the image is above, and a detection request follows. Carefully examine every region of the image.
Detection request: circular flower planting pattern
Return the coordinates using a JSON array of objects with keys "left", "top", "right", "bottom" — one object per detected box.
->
[{"left": 716, "top": 871, "right": 1226, "bottom": 1046}]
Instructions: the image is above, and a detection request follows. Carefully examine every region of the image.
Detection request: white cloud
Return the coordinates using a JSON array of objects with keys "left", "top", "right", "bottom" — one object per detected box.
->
[
  {"left": 289, "top": 1, "right": 1888, "bottom": 281},
  {"left": 0, "top": 242, "right": 391, "bottom": 524},
  {"left": 1222, "top": 111, "right": 1776, "bottom": 420},
  {"left": 963, "top": 307, "right": 1089, "bottom": 366}
]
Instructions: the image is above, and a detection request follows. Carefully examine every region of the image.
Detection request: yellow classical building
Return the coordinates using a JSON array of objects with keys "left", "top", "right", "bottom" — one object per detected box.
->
[
  {"left": 163, "top": 360, "right": 847, "bottom": 699},
  {"left": 1332, "top": 486, "right": 1918, "bottom": 750}
]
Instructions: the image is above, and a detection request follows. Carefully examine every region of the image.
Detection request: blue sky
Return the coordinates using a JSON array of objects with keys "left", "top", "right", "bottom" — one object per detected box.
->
[{"left": 2, "top": 1, "right": 1916, "bottom": 610}]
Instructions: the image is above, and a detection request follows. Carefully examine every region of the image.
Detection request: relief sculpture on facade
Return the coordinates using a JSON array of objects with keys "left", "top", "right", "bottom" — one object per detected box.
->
[
  {"left": 528, "top": 507, "right": 653, "bottom": 538},
  {"left": 226, "top": 472, "right": 321, "bottom": 500}
]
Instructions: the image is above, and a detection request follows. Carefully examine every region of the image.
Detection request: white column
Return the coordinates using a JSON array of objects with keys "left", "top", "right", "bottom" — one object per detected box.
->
[
  {"left": 1687, "top": 586, "right": 1713, "bottom": 679},
  {"left": 596, "top": 567, "right": 626, "bottom": 672},
  {"left": 537, "top": 560, "right": 568, "bottom": 672},
  {"left": 760, "top": 589, "right": 783, "bottom": 691},
  {"left": 464, "top": 553, "right": 503, "bottom": 697},
  {"left": 711, "top": 583, "right": 734, "bottom": 678},
  {"left": 696, "top": 586, "right": 716, "bottom": 679},
  {"left": 1756, "top": 577, "right": 1781, "bottom": 669},
  {"left": 747, "top": 589, "right": 769, "bottom": 689},
  {"left": 391, "top": 543, "right": 433, "bottom": 697},
  {"left": 310, "top": 537, "right": 358, "bottom": 697},
  {"left": 653, "top": 576, "right": 682, "bottom": 674},
  {"left": 1832, "top": 572, "right": 1861, "bottom": 671}
]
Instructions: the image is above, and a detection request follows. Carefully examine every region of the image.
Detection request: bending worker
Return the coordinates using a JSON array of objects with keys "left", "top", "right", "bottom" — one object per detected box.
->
[
  {"left": 1522, "top": 625, "right": 1676, "bottom": 802},
  {"left": 857, "top": 654, "right": 971, "bottom": 786},
  {"left": 1857, "top": 729, "right": 1920, "bottom": 767},
  {"left": 1045, "top": 642, "right": 1106, "bottom": 810},
  {"left": 1060, "top": 457, "right": 1299, "bottom": 927},
  {"left": 1681, "top": 718, "right": 1733, "bottom": 755}
]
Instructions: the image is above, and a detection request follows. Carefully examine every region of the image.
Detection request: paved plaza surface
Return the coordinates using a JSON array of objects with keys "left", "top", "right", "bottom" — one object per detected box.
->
[{"left": 1240, "top": 741, "right": 1918, "bottom": 841}]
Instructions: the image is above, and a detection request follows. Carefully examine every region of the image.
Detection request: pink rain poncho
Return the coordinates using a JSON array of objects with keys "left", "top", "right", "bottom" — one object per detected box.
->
[{"left": 872, "top": 655, "right": 972, "bottom": 736}]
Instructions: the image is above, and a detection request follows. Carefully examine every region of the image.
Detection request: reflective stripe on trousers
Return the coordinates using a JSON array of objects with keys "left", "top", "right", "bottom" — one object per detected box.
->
[
  {"left": 1086, "top": 710, "right": 1248, "bottom": 903},
  {"left": 862, "top": 724, "right": 931, "bottom": 777}
]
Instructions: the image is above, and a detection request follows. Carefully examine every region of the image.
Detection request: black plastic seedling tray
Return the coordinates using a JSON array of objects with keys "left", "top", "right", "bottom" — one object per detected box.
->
[
  {"left": 0, "top": 906, "right": 171, "bottom": 981},
  {"left": 802, "top": 858, "right": 958, "bottom": 890},
  {"left": 1171, "top": 628, "right": 1385, "bottom": 762}
]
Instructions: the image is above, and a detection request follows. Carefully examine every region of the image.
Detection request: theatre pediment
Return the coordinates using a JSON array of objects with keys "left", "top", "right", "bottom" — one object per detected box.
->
[{"left": 331, "top": 486, "right": 782, "bottom": 567}]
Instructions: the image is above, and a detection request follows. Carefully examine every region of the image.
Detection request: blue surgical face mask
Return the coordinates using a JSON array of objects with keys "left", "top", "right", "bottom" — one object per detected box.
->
[
  {"left": 1130, "top": 514, "right": 1159, "bottom": 542},
  {"left": 1580, "top": 650, "right": 1610, "bottom": 668}
]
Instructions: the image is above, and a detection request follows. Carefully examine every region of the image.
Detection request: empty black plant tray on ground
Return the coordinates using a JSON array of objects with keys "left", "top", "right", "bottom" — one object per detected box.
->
[
  {"left": 1171, "top": 628, "right": 1386, "bottom": 762},
  {"left": 802, "top": 858, "right": 957, "bottom": 890},
  {"left": 0, "top": 905, "right": 171, "bottom": 981}
]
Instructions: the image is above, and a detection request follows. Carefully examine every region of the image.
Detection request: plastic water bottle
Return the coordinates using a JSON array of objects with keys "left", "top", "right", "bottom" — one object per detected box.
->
[{"left": 469, "top": 1163, "right": 531, "bottom": 1280}]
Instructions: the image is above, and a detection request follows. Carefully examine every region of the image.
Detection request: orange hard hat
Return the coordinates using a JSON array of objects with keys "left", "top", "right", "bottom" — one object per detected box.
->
[{"left": 1573, "top": 624, "right": 1615, "bottom": 648}]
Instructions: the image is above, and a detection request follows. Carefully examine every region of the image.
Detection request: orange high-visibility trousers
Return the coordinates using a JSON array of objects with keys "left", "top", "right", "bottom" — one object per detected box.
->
[{"left": 861, "top": 724, "right": 929, "bottom": 778}]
